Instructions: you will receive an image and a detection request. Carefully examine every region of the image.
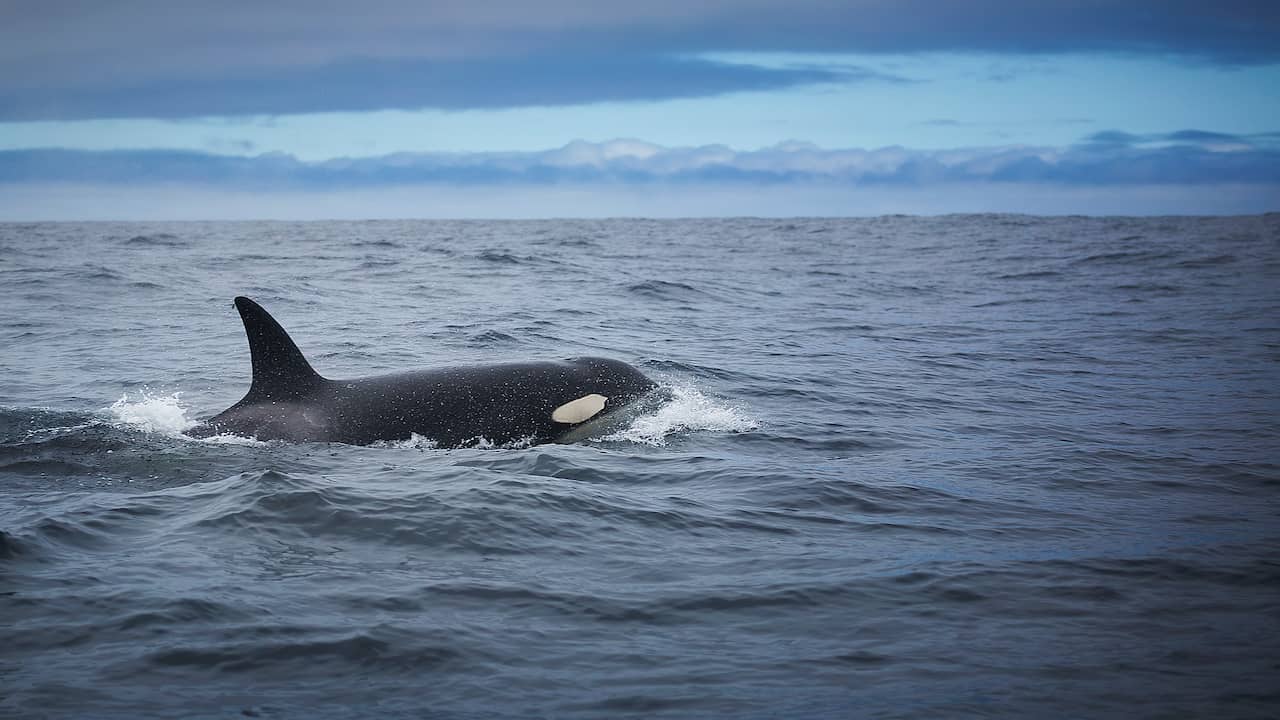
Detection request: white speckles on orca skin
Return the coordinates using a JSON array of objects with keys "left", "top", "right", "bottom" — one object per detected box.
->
[{"left": 551, "top": 394, "right": 607, "bottom": 424}]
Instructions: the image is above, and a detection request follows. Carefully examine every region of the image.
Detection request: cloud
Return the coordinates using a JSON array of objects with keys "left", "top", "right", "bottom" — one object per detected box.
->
[
  {"left": 1079, "top": 129, "right": 1272, "bottom": 152},
  {"left": 3, "top": 132, "right": 1278, "bottom": 190},
  {"left": 205, "top": 137, "right": 256, "bottom": 153},
  {"left": 1, "top": 0, "right": 1276, "bottom": 120},
  {"left": 0, "top": 54, "right": 858, "bottom": 121},
  {"left": 919, "top": 117, "right": 1094, "bottom": 129}
]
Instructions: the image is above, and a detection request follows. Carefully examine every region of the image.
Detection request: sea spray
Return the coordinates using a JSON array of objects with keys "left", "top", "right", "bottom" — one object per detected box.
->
[
  {"left": 107, "top": 390, "right": 197, "bottom": 435},
  {"left": 603, "top": 382, "right": 757, "bottom": 446},
  {"left": 106, "top": 390, "right": 266, "bottom": 445}
]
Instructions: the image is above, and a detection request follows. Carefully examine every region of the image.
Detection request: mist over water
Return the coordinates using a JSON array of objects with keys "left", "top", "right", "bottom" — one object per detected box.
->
[{"left": 2, "top": 216, "right": 1279, "bottom": 719}]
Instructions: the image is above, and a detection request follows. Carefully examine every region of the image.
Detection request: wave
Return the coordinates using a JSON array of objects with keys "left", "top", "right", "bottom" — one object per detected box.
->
[
  {"left": 601, "top": 382, "right": 757, "bottom": 446},
  {"left": 1072, "top": 249, "right": 1177, "bottom": 265},
  {"left": 624, "top": 279, "right": 718, "bottom": 303},
  {"left": 124, "top": 233, "right": 184, "bottom": 247},
  {"left": 1175, "top": 253, "right": 1237, "bottom": 268},
  {"left": 467, "top": 329, "right": 522, "bottom": 346},
  {"left": 144, "top": 628, "right": 464, "bottom": 674},
  {"left": 474, "top": 250, "right": 527, "bottom": 264},
  {"left": 0, "top": 529, "right": 27, "bottom": 558},
  {"left": 995, "top": 270, "right": 1061, "bottom": 280}
]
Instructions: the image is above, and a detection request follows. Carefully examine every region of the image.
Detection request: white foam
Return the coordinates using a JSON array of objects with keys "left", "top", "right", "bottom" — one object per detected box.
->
[
  {"left": 602, "top": 382, "right": 757, "bottom": 446},
  {"left": 369, "top": 433, "right": 535, "bottom": 450},
  {"left": 24, "top": 421, "right": 101, "bottom": 440},
  {"left": 106, "top": 390, "right": 198, "bottom": 435},
  {"left": 105, "top": 390, "right": 269, "bottom": 445},
  {"left": 196, "top": 432, "right": 269, "bottom": 447},
  {"left": 461, "top": 435, "right": 537, "bottom": 450},
  {"left": 371, "top": 433, "right": 440, "bottom": 450}
]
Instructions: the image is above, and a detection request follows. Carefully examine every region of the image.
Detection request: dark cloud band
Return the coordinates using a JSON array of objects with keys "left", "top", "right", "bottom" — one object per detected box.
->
[
  {"left": 0, "top": 55, "right": 855, "bottom": 122},
  {"left": 0, "top": 0, "right": 1275, "bottom": 120}
]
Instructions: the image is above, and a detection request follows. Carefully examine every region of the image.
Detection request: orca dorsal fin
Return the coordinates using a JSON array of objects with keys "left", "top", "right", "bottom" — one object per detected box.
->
[{"left": 234, "top": 296, "right": 326, "bottom": 400}]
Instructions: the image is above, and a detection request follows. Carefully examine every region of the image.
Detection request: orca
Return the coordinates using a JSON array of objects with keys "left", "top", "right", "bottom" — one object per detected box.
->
[{"left": 188, "top": 297, "right": 658, "bottom": 447}]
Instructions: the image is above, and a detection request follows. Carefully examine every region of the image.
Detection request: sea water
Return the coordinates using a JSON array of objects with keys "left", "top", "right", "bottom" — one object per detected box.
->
[{"left": 2, "top": 216, "right": 1278, "bottom": 718}]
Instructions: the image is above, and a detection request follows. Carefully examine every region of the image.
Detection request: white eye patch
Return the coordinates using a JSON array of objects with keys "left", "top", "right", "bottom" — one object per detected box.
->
[{"left": 551, "top": 394, "right": 608, "bottom": 424}]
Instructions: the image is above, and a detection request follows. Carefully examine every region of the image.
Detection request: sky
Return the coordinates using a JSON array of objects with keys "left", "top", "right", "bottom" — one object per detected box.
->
[{"left": 1, "top": 1, "right": 1277, "bottom": 219}]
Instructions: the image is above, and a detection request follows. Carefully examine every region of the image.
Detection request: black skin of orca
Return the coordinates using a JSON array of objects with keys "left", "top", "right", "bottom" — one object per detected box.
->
[{"left": 188, "top": 297, "right": 657, "bottom": 447}]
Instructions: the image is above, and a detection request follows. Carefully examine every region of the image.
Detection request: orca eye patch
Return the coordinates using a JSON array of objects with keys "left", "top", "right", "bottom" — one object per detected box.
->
[{"left": 552, "top": 394, "right": 608, "bottom": 424}]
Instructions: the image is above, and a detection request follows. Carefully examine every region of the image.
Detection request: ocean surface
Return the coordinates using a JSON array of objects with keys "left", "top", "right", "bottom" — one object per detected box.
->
[{"left": 2, "top": 215, "right": 1278, "bottom": 719}]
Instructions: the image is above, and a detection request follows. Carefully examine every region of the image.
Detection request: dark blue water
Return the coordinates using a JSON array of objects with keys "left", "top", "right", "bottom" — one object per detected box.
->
[{"left": 2, "top": 216, "right": 1279, "bottom": 719}]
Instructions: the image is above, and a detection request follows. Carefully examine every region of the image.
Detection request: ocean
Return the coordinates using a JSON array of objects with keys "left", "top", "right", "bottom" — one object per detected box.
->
[{"left": 2, "top": 215, "right": 1278, "bottom": 719}]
